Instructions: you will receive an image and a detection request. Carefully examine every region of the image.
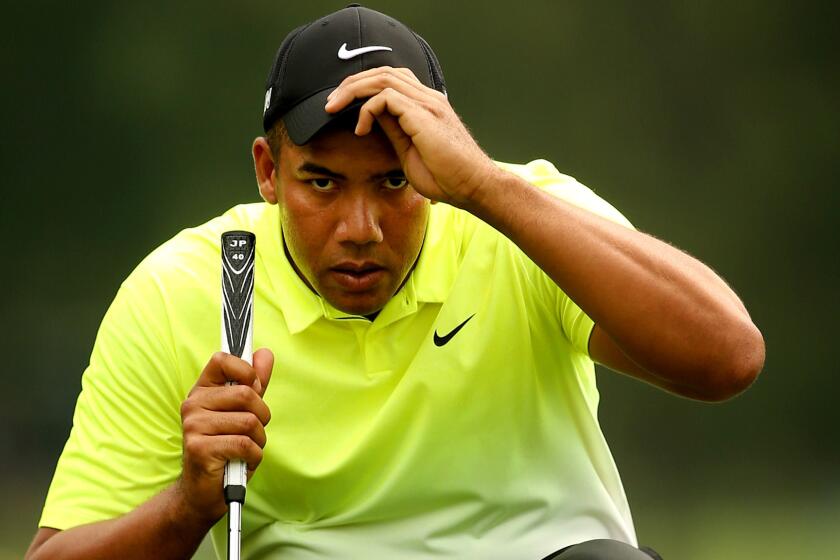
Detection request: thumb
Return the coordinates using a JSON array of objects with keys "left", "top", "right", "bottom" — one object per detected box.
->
[{"left": 252, "top": 348, "right": 274, "bottom": 397}]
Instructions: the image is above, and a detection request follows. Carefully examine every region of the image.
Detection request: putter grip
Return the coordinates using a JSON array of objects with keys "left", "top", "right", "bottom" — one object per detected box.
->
[{"left": 221, "top": 231, "right": 255, "bottom": 504}]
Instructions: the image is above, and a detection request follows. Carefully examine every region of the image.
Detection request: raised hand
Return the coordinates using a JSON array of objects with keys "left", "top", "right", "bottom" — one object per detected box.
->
[{"left": 324, "top": 66, "right": 501, "bottom": 209}]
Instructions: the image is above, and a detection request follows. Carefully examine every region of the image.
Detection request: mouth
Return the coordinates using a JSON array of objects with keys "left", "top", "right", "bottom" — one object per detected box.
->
[{"left": 329, "top": 262, "right": 387, "bottom": 291}]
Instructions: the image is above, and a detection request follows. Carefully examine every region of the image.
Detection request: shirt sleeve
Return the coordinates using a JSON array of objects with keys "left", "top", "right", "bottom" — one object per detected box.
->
[
  {"left": 39, "top": 259, "right": 185, "bottom": 530},
  {"left": 497, "top": 159, "right": 635, "bottom": 356}
]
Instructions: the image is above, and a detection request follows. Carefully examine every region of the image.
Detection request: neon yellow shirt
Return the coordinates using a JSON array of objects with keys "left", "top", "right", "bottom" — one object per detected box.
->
[{"left": 41, "top": 159, "right": 637, "bottom": 558}]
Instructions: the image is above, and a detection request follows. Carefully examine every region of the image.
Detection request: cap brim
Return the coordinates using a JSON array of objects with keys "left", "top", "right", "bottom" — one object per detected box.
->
[{"left": 282, "top": 88, "right": 366, "bottom": 145}]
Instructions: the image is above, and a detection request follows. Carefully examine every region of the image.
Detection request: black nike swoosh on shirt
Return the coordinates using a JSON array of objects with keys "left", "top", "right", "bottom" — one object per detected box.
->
[{"left": 433, "top": 314, "right": 475, "bottom": 347}]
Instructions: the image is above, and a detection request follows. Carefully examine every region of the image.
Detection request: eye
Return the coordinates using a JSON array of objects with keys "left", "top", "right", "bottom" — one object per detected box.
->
[
  {"left": 382, "top": 176, "right": 408, "bottom": 190},
  {"left": 308, "top": 178, "right": 335, "bottom": 191}
]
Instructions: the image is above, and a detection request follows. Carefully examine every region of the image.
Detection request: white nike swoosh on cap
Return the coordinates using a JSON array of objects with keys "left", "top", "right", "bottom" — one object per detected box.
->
[{"left": 337, "top": 42, "right": 393, "bottom": 60}]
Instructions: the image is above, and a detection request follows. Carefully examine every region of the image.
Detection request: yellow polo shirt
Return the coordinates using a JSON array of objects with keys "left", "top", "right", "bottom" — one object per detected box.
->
[{"left": 40, "top": 159, "right": 637, "bottom": 558}]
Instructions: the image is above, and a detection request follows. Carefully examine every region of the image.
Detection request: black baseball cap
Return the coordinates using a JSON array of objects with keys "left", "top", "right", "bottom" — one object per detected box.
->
[{"left": 262, "top": 4, "right": 446, "bottom": 145}]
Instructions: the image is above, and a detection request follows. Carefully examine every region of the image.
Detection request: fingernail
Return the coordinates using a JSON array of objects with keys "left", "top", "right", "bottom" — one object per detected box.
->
[
  {"left": 327, "top": 90, "right": 335, "bottom": 101},
  {"left": 253, "top": 379, "right": 262, "bottom": 393}
]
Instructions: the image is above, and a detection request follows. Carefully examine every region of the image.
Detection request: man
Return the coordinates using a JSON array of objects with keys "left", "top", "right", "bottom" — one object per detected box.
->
[{"left": 27, "top": 5, "right": 764, "bottom": 560}]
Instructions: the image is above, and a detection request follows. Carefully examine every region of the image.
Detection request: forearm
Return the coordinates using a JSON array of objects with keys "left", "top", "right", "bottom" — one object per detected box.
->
[
  {"left": 27, "top": 482, "right": 219, "bottom": 560},
  {"left": 465, "top": 168, "right": 764, "bottom": 396},
  {"left": 29, "top": 351, "right": 273, "bottom": 560}
]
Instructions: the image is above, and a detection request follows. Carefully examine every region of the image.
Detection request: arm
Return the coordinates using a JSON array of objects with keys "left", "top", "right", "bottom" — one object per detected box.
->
[
  {"left": 26, "top": 484, "right": 214, "bottom": 560},
  {"left": 26, "top": 351, "right": 274, "bottom": 560},
  {"left": 325, "top": 67, "right": 765, "bottom": 401},
  {"left": 465, "top": 171, "right": 764, "bottom": 401}
]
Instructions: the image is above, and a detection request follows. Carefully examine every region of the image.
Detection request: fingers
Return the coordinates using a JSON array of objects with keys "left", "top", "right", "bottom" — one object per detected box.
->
[
  {"left": 194, "top": 348, "right": 273, "bottom": 393},
  {"left": 177, "top": 427, "right": 265, "bottom": 523},
  {"left": 183, "top": 434, "right": 265, "bottom": 473},
  {"left": 324, "top": 67, "right": 449, "bottom": 146},
  {"left": 334, "top": 65, "right": 422, "bottom": 88},
  {"left": 181, "top": 348, "right": 274, "bottom": 461},
  {"left": 328, "top": 66, "right": 424, "bottom": 101},
  {"left": 184, "top": 384, "right": 271, "bottom": 425},
  {"left": 354, "top": 90, "right": 407, "bottom": 136},
  {"left": 195, "top": 351, "right": 258, "bottom": 389},
  {"left": 355, "top": 88, "right": 429, "bottom": 138},
  {"left": 183, "top": 409, "right": 267, "bottom": 448},
  {"left": 325, "top": 66, "right": 442, "bottom": 115},
  {"left": 177, "top": 350, "right": 275, "bottom": 519}
]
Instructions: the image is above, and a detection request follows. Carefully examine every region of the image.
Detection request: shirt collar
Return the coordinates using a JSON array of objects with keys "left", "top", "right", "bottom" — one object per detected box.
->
[{"left": 409, "top": 203, "right": 459, "bottom": 304}]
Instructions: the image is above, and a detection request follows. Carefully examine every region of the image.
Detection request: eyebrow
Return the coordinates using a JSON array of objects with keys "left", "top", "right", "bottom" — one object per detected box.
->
[
  {"left": 371, "top": 169, "right": 406, "bottom": 181},
  {"left": 296, "top": 162, "right": 405, "bottom": 182},
  {"left": 297, "top": 162, "right": 346, "bottom": 180}
]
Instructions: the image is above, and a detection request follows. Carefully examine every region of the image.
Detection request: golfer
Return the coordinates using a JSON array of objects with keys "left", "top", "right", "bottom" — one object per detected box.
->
[{"left": 27, "top": 5, "right": 764, "bottom": 559}]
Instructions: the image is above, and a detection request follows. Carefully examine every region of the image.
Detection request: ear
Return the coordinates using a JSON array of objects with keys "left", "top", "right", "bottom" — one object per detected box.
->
[{"left": 253, "top": 136, "right": 278, "bottom": 204}]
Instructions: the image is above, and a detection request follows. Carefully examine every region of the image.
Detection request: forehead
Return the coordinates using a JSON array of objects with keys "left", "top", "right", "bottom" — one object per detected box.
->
[{"left": 281, "top": 126, "right": 401, "bottom": 172}]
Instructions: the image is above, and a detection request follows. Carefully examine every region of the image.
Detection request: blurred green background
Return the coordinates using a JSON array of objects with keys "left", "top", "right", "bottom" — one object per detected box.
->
[{"left": 2, "top": 1, "right": 838, "bottom": 558}]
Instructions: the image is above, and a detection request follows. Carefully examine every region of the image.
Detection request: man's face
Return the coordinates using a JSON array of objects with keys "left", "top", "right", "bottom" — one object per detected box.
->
[{"left": 274, "top": 126, "right": 429, "bottom": 316}]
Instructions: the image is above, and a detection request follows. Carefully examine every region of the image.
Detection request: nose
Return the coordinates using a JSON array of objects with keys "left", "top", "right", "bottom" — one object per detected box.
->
[{"left": 335, "top": 193, "right": 384, "bottom": 246}]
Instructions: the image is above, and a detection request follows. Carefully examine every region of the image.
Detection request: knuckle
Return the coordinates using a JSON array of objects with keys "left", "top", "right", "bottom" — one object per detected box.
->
[
  {"left": 183, "top": 436, "right": 202, "bottom": 457},
  {"left": 248, "top": 387, "right": 264, "bottom": 406},
  {"left": 180, "top": 398, "right": 195, "bottom": 418},
  {"left": 232, "top": 384, "right": 252, "bottom": 401},
  {"left": 241, "top": 413, "right": 259, "bottom": 432},
  {"left": 182, "top": 415, "right": 197, "bottom": 434},
  {"left": 427, "top": 102, "right": 445, "bottom": 118}
]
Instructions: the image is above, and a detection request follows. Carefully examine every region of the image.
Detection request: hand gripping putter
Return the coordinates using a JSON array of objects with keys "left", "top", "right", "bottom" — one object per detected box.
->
[{"left": 221, "top": 231, "right": 256, "bottom": 560}]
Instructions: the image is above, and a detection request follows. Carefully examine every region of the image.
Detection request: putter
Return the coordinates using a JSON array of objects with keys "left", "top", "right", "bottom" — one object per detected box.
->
[{"left": 221, "top": 231, "right": 256, "bottom": 560}]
